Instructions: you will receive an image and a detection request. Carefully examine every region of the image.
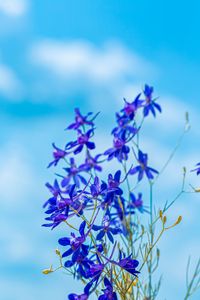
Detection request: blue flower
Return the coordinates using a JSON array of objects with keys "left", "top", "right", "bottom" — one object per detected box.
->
[
  {"left": 90, "top": 176, "right": 107, "bottom": 198},
  {"left": 58, "top": 158, "right": 87, "bottom": 188},
  {"left": 100, "top": 171, "right": 123, "bottom": 208},
  {"left": 130, "top": 150, "right": 158, "bottom": 181},
  {"left": 117, "top": 252, "right": 140, "bottom": 276},
  {"left": 98, "top": 277, "right": 118, "bottom": 300},
  {"left": 43, "top": 179, "right": 61, "bottom": 208},
  {"left": 58, "top": 221, "right": 88, "bottom": 258},
  {"left": 104, "top": 135, "right": 130, "bottom": 162},
  {"left": 143, "top": 84, "right": 161, "bottom": 117},
  {"left": 42, "top": 180, "right": 72, "bottom": 229},
  {"left": 68, "top": 293, "right": 88, "bottom": 300},
  {"left": 191, "top": 162, "right": 200, "bottom": 175},
  {"left": 73, "top": 129, "right": 96, "bottom": 155},
  {"left": 48, "top": 143, "right": 67, "bottom": 168},
  {"left": 127, "top": 193, "right": 147, "bottom": 213},
  {"left": 107, "top": 170, "right": 123, "bottom": 195},
  {"left": 86, "top": 255, "right": 106, "bottom": 289},
  {"left": 64, "top": 248, "right": 93, "bottom": 279},
  {"left": 122, "top": 93, "right": 143, "bottom": 120},
  {"left": 79, "top": 154, "right": 103, "bottom": 172},
  {"left": 67, "top": 108, "right": 94, "bottom": 130},
  {"left": 92, "top": 215, "right": 121, "bottom": 244}
]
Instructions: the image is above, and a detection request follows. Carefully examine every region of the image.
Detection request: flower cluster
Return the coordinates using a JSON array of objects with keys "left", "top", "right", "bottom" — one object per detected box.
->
[{"left": 43, "top": 84, "right": 199, "bottom": 299}]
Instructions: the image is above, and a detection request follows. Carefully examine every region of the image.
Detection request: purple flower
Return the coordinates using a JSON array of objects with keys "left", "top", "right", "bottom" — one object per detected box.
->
[
  {"left": 99, "top": 171, "right": 123, "bottom": 209},
  {"left": 68, "top": 282, "right": 92, "bottom": 300},
  {"left": 73, "top": 129, "right": 95, "bottom": 155},
  {"left": 87, "top": 262, "right": 105, "bottom": 278},
  {"left": 117, "top": 253, "right": 139, "bottom": 276},
  {"left": 79, "top": 154, "right": 102, "bottom": 172},
  {"left": 64, "top": 248, "right": 93, "bottom": 279},
  {"left": 85, "top": 252, "right": 106, "bottom": 284},
  {"left": 43, "top": 193, "right": 71, "bottom": 228},
  {"left": 107, "top": 170, "right": 123, "bottom": 195},
  {"left": 191, "top": 162, "right": 200, "bottom": 175},
  {"left": 99, "top": 171, "right": 123, "bottom": 208},
  {"left": 43, "top": 212, "right": 68, "bottom": 229},
  {"left": 43, "top": 183, "right": 90, "bottom": 229},
  {"left": 111, "top": 113, "right": 130, "bottom": 135},
  {"left": 90, "top": 176, "right": 107, "bottom": 198},
  {"left": 130, "top": 150, "right": 158, "bottom": 181},
  {"left": 68, "top": 293, "right": 88, "bottom": 300},
  {"left": 122, "top": 94, "right": 143, "bottom": 120},
  {"left": 43, "top": 179, "right": 61, "bottom": 208},
  {"left": 104, "top": 135, "right": 130, "bottom": 162},
  {"left": 48, "top": 143, "right": 67, "bottom": 168},
  {"left": 127, "top": 193, "right": 147, "bottom": 213},
  {"left": 42, "top": 180, "right": 72, "bottom": 229},
  {"left": 143, "top": 84, "right": 161, "bottom": 117},
  {"left": 67, "top": 108, "right": 94, "bottom": 130},
  {"left": 92, "top": 215, "right": 121, "bottom": 244},
  {"left": 58, "top": 221, "right": 88, "bottom": 258},
  {"left": 98, "top": 277, "right": 117, "bottom": 300},
  {"left": 59, "top": 158, "right": 87, "bottom": 188}
]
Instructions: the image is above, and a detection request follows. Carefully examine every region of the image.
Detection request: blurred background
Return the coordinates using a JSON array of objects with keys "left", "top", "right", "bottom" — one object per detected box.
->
[{"left": 0, "top": 1, "right": 200, "bottom": 299}]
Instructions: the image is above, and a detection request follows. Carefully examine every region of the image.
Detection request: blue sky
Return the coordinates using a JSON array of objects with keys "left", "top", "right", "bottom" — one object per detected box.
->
[{"left": 0, "top": 1, "right": 200, "bottom": 299}]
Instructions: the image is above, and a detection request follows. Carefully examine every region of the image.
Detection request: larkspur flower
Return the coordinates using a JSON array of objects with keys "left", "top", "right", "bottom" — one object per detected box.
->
[
  {"left": 191, "top": 162, "right": 200, "bottom": 175},
  {"left": 143, "top": 84, "right": 161, "bottom": 117},
  {"left": 98, "top": 277, "right": 118, "bottom": 300},
  {"left": 42, "top": 183, "right": 90, "bottom": 229},
  {"left": 42, "top": 180, "right": 72, "bottom": 229},
  {"left": 86, "top": 255, "right": 105, "bottom": 285},
  {"left": 87, "top": 261, "right": 105, "bottom": 279},
  {"left": 68, "top": 293, "right": 88, "bottom": 300},
  {"left": 130, "top": 150, "right": 158, "bottom": 181},
  {"left": 43, "top": 212, "right": 68, "bottom": 229},
  {"left": 104, "top": 134, "right": 130, "bottom": 162},
  {"left": 79, "top": 154, "right": 103, "bottom": 172},
  {"left": 111, "top": 112, "right": 139, "bottom": 142},
  {"left": 90, "top": 176, "right": 107, "bottom": 198},
  {"left": 68, "top": 283, "right": 91, "bottom": 300},
  {"left": 100, "top": 171, "right": 123, "bottom": 208},
  {"left": 111, "top": 113, "right": 129, "bottom": 135},
  {"left": 127, "top": 192, "right": 147, "bottom": 213},
  {"left": 58, "top": 158, "right": 87, "bottom": 188},
  {"left": 73, "top": 129, "right": 95, "bottom": 154},
  {"left": 43, "top": 179, "right": 62, "bottom": 208},
  {"left": 67, "top": 108, "right": 94, "bottom": 130},
  {"left": 107, "top": 170, "right": 123, "bottom": 195},
  {"left": 68, "top": 184, "right": 92, "bottom": 216},
  {"left": 58, "top": 221, "right": 88, "bottom": 258},
  {"left": 116, "top": 252, "right": 140, "bottom": 276},
  {"left": 64, "top": 248, "right": 93, "bottom": 279},
  {"left": 92, "top": 215, "right": 121, "bottom": 243},
  {"left": 122, "top": 94, "right": 143, "bottom": 120},
  {"left": 48, "top": 143, "right": 67, "bottom": 168}
]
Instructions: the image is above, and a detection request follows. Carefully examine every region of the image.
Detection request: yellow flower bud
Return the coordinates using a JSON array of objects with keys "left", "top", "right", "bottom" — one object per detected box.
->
[{"left": 42, "top": 265, "right": 53, "bottom": 275}]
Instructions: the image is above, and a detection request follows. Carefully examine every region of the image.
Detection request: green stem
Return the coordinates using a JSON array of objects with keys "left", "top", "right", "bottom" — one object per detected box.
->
[{"left": 149, "top": 181, "right": 154, "bottom": 299}]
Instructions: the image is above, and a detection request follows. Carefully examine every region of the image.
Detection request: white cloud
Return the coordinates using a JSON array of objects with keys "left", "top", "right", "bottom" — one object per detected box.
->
[
  {"left": 0, "top": 142, "right": 34, "bottom": 206},
  {"left": 31, "top": 40, "right": 155, "bottom": 84},
  {"left": 1, "top": 228, "right": 33, "bottom": 261},
  {"left": 0, "top": 64, "right": 22, "bottom": 98},
  {"left": 0, "top": 0, "right": 28, "bottom": 17}
]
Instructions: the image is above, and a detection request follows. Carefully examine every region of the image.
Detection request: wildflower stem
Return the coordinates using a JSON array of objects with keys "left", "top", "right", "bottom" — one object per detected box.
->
[
  {"left": 184, "top": 258, "right": 200, "bottom": 300},
  {"left": 149, "top": 181, "right": 154, "bottom": 299}
]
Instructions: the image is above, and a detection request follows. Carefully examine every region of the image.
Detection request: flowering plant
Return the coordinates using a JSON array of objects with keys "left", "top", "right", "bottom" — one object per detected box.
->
[{"left": 42, "top": 85, "right": 200, "bottom": 300}]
